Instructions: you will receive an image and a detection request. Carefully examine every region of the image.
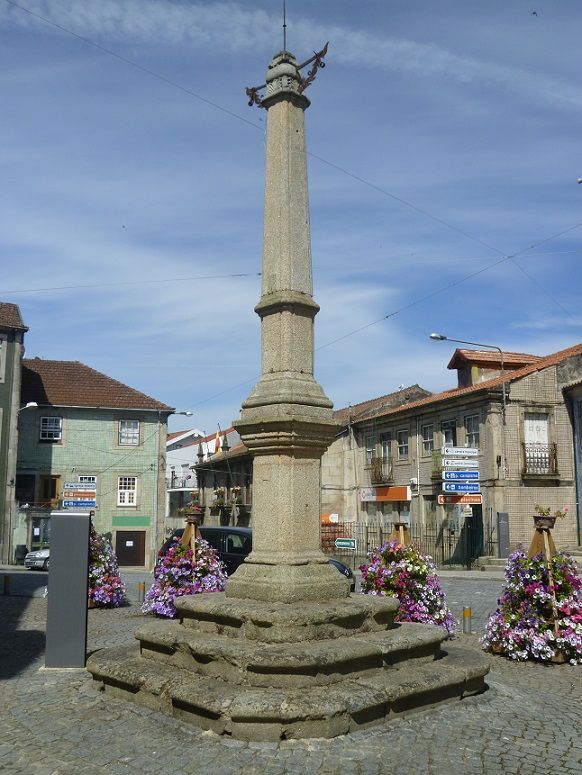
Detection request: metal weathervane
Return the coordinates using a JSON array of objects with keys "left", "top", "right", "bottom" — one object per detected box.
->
[{"left": 245, "top": 3, "right": 329, "bottom": 108}]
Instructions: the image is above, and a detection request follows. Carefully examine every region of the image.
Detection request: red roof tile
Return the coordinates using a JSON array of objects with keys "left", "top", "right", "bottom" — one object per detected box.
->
[
  {"left": 21, "top": 359, "right": 173, "bottom": 411},
  {"left": 0, "top": 302, "right": 27, "bottom": 331},
  {"left": 333, "top": 385, "right": 432, "bottom": 423},
  {"left": 447, "top": 349, "right": 541, "bottom": 370},
  {"left": 345, "top": 342, "right": 582, "bottom": 425}
]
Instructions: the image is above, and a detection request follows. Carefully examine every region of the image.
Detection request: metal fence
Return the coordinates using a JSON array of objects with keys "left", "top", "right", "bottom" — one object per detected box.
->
[{"left": 321, "top": 520, "right": 482, "bottom": 569}]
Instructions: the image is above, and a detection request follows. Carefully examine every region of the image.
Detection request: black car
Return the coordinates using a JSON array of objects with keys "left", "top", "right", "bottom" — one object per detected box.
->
[{"left": 159, "top": 526, "right": 355, "bottom": 591}]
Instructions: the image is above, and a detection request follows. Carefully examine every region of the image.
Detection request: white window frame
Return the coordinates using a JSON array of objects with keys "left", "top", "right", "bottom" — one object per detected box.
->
[
  {"left": 396, "top": 429, "right": 409, "bottom": 460},
  {"left": 421, "top": 424, "right": 434, "bottom": 455},
  {"left": 78, "top": 475, "right": 97, "bottom": 484},
  {"left": 441, "top": 419, "right": 457, "bottom": 447},
  {"left": 117, "top": 476, "right": 137, "bottom": 507},
  {"left": 465, "top": 414, "right": 480, "bottom": 448},
  {"left": 118, "top": 419, "right": 140, "bottom": 446},
  {"left": 379, "top": 431, "right": 392, "bottom": 459},
  {"left": 364, "top": 432, "right": 376, "bottom": 465},
  {"left": 40, "top": 416, "right": 62, "bottom": 442}
]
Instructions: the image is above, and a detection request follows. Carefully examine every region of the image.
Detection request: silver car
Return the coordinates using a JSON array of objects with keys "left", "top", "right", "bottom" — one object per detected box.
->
[{"left": 24, "top": 548, "right": 50, "bottom": 571}]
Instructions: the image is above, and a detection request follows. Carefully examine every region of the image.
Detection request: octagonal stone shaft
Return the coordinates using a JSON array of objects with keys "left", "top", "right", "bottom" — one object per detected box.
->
[{"left": 229, "top": 52, "right": 345, "bottom": 603}]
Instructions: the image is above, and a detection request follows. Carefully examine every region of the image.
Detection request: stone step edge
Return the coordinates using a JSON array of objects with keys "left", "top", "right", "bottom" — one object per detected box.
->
[
  {"left": 87, "top": 642, "right": 489, "bottom": 741},
  {"left": 134, "top": 620, "right": 446, "bottom": 684},
  {"left": 175, "top": 595, "right": 400, "bottom": 643}
]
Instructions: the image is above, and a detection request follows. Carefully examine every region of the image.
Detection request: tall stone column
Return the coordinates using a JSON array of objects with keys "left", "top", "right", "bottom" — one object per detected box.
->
[{"left": 228, "top": 52, "right": 347, "bottom": 603}]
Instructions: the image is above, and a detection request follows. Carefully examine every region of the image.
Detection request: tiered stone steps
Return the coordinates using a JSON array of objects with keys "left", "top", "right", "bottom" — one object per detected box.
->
[{"left": 87, "top": 592, "right": 489, "bottom": 741}]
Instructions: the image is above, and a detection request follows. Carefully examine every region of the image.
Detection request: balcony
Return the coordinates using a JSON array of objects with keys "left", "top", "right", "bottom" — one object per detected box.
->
[
  {"left": 368, "top": 454, "right": 394, "bottom": 485},
  {"left": 166, "top": 476, "right": 195, "bottom": 489},
  {"left": 521, "top": 442, "right": 559, "bottom": 478}
]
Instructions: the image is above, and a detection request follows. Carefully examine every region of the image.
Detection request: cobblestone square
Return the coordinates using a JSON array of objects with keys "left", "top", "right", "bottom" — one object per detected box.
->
[{"left": 1, "top": 573, "right": 581, "bottom": 774}]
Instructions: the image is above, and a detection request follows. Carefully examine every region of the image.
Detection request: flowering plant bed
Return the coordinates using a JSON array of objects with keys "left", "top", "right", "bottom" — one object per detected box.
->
[
  {"left": 360, "top": 540, "right": 456, "bottom": 636},
  {"left": 481, "top": 548, "right": 582, "bottom": 664},
  {"left": 88, "top": 528, "right": 126, "bottom": 608},
  {"left": 142, "top": 538, "right": 227, "bottom": 618}
]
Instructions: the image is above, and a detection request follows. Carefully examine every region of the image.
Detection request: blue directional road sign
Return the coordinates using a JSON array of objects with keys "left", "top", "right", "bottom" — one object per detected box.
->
[
  {"left": 442, "top": 482, "right": 481, "bottom": 493},
  {"left": 442, "top": 471, "right": 480, "bottom": 481}
]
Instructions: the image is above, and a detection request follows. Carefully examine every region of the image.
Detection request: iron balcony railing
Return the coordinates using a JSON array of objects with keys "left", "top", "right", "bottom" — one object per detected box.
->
[
  {"left": 166, "top": 476, "right": 195, "bottom": 489},
  {"left": 521, "top": 442, "right": 558, "bottom": 477},
  {"left": 367, "top": 454, "right": 394, "bottom": 485}
]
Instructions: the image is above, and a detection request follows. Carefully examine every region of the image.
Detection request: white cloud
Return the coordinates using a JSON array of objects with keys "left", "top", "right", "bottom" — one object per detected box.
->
[{"left": 2, "top": 1, "right": 580, "bottom": 112}]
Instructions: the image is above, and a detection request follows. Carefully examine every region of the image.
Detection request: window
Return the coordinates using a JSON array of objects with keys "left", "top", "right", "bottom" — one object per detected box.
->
[
  {"left": 380, "top": 431, "right": 392, "bottom": 459},
  {"left": 40, "top": 416, "right": 62, "bottom": 442},
  {"left": 117, "top": 476, "right": 137, "bottom": 506},
  {"left": 421, "top": 424, "right": 434, "bottom": 455},
  {"left": 465, "top": 415, "right": 480, "bottom": 448},
  {"left": 397, "top": 429, "right": 409, "bottom": 460},
  {"left": 441, "top": 419, "right": 457, "bottom": 447},
  {"left": 119, "top": 419, "right": 140, "bottom": 446},
  {"left": 364, "top": 432, "right": 376, "bottom": 464}
]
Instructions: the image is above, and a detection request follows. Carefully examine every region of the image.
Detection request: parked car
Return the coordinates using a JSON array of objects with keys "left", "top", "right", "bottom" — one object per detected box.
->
[
  {"left": 24, "top": 548, "right": 50, "bottom": 571},
  {"left": 159, "top": 526, "right": 356, "bottom": 591}
]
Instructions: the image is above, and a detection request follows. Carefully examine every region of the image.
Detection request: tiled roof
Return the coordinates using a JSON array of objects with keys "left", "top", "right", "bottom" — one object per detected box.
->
[
  {"left": 0, "top": 302, "right": 27, "bottom": 331},
  {"left": 345, "top": 342, "right": 582, "bottom": 425},
  {"left": 167, "top": 430, "right": 188, "bottom": 441},
  {"left": 447, "top": 348, "right": 541, "bottom": 370},
  {"left": 21, "top": 359, "right": 173, "bottom": 411},
  {"left": 333, "top": 385, "right": 432, "bottom": 424}
]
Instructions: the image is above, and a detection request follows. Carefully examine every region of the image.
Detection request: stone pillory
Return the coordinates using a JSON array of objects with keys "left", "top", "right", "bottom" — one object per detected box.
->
[
  {"left": 87, "top": 44, "right": 489, "bottom": 741},
  {"left": 229, "top": 48, "right": 345, "bottom": 605}
]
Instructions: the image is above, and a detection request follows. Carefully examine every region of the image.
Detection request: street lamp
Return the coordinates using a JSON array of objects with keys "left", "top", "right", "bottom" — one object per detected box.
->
[
  {"left": 174, "top": 410, "right": 193, "bottom": 417},
  {"left": 429, "top": 333, "right": 506, "bottom": 424}
]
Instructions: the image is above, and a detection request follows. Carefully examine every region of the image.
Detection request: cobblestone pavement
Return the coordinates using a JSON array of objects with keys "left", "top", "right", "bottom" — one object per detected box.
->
[{"left": 1, "top": 577, "right": 581, "bottom": 775}]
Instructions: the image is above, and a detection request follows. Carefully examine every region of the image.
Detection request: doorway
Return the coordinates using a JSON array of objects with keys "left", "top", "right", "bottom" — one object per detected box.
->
[
  {"left": 39, "top": 476, "right": 60, "bottom": 507},
  {"left": 115, "top": 530, "right": 146, "bottom": 566}
]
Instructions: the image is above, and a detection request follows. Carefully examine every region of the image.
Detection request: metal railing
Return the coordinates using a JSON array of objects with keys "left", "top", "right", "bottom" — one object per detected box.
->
[
  {"left": 521, "top": 442, "right": 558, "bottom": 476},
  {"left": 166, "top": 476, "right": 195, "bottom": 489},
  {"left": 368, "top": 454, "right": 393, "bottom": 484},
  {"left": 321, "top": 519, "right": 482, "bottom": 569}
]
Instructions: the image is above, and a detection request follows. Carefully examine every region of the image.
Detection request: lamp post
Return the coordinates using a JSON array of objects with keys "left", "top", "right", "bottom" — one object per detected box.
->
[{"left": 429, "top": 333, "right": 506, "bottom": 424}]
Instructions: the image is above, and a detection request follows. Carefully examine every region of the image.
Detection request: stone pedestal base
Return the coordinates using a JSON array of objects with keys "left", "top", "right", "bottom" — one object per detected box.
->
[
  {"left": 87, "top": 593, "right": 489, "bottom": 741},
  {"left": 225, "top": 555, "right": 350, "bottom": 602}
]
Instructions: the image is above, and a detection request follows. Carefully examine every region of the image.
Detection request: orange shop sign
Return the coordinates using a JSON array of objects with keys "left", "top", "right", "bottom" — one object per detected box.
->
[{"left": 360, "top": 486, "right": 411, "bottom": 503}]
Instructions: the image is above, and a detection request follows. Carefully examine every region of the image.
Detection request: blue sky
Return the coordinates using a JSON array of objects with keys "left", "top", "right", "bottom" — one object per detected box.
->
[{"left": 1, "top": 0, "right": 581, "bottom": 436}]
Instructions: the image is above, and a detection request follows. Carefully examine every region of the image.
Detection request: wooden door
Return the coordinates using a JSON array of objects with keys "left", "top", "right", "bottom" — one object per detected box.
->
[
  {"left": 39, "top": 476, "right": 60, "bottom": 507},
  {"left": 115, "top": 530, "right": 146, "bottom": 566}
]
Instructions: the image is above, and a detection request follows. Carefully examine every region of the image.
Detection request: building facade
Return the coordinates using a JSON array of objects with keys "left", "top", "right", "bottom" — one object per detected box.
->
[
  {"left": 322, "top": 344, "right": 582, "bottom": 564},
  {"left": 15, "top": 359, "right": 173, "bottom": 568},
  {"left": 166, "top": 427, "right": 204, "bottom": 523},
  {"left": 0, "top": 303, "right": 28, "bottom": 564}
]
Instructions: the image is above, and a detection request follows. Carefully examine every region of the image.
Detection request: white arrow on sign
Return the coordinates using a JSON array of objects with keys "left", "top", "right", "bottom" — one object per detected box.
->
[
  {"left": 442, "top": 458, "right": 480, "bottom": 468},
  {"left": 441, "top": 446, "right": 479, "bottom": 457}
]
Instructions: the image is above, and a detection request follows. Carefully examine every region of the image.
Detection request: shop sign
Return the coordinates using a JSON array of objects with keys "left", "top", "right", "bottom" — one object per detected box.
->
[{"left": 438, "top": 494, "right": 483, "bottom": 505}]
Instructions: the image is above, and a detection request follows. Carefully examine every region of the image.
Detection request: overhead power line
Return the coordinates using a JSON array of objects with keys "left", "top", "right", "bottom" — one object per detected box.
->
[
  {"left": 4, "top": 0, "right": 579, "bottom": 324},
  {"left": 0, "top": 272, "right": 261, "bottom": 296}
]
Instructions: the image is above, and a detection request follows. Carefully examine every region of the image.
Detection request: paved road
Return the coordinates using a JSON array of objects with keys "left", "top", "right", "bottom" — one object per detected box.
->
[{"left": 1, "top": 573, "right": 581, "bottom": 774}]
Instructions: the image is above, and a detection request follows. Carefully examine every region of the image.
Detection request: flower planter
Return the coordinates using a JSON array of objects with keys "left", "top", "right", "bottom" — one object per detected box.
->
[
  {"left": 533, "top": 515, "right": 557, "bottom": 529},
  {"left": 551, "top": 649, "right": 568, "bottom": 664}
]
